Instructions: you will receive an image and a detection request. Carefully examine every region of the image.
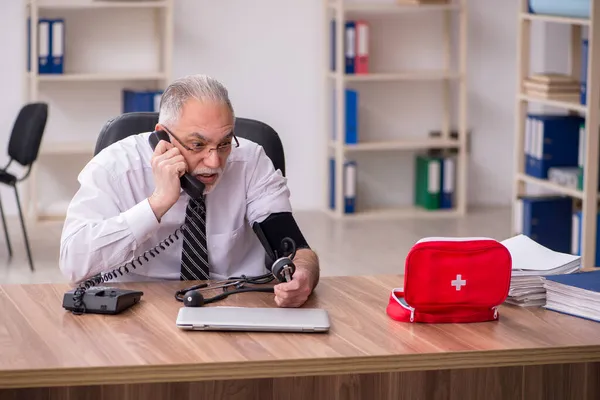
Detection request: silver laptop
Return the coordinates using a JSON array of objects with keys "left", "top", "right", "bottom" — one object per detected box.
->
[{"left": 175, "top": 306, "right": 330, "bottom": 333}]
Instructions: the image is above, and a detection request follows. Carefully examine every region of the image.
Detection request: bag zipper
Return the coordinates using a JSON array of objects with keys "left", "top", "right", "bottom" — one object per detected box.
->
[
  {"left": 416, "top": 237, "right": 496, "bottom": 244},
  {"left": 391, "top": 288, "right": 415, "bottom": 322}
]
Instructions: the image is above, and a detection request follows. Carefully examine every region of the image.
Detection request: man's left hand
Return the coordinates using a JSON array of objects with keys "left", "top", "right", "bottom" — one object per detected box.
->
[{"left": 273, "top": 266, "right": 314, "bottom": 308}]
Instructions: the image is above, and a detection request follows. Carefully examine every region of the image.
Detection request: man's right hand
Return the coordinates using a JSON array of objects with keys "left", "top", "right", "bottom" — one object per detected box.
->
[{"left": 148, "top": 139, "right": 187, "bottom": 221}]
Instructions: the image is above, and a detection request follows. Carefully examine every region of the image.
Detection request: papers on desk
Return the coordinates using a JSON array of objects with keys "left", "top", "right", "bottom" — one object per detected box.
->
[
  {"left": 500, "top": 234, "right": 581, "bottom": 307},
  {"left": 543, "top": 270, "right": 600, "bottom": 323}
]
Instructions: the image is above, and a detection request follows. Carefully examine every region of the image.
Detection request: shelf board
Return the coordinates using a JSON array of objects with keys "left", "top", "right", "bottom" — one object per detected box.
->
[
  {"left": 521, "top": 12, "right": 590, "bottom": 26},
  {"left": 330, "top": 138, "right": 461, "bottom": 152},
  {"left": 39, "top": 142, "right": 96, "bottom": 155},
  {"left": 29, "top": 0, "right": 169, "bottom": 9},
  {"left": 516, "top": 173, "right": 586, "bottom": 199},
  {"left": 31, "top": 72, "right": 167, "bottom": 82},
  {"left": 325, "top": 206, "right": 461, "bottom": 220},
  {"left": 328, "top": 71, "right": 460, "bottom": 81},
  {"left": 327, "top": 2, "right": 460, "bottom": 14},
  {"left": 518, "top": 93, "right": 588, "bottom": 113}
]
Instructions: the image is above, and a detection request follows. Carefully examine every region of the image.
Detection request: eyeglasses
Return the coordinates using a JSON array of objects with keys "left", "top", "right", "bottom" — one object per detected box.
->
[{"left": 161, "top": 126, "right": 239, "bottom": 156}]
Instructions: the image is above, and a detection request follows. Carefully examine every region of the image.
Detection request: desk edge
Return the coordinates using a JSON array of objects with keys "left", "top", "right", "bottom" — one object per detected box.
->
[{"left": 1, "top": 345, "right": 600, "bottom": 389}]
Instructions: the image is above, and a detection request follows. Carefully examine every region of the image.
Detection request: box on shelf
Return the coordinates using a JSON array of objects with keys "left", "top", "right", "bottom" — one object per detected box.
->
[
  {"left": 548, "top": 167, "right": 581, "bottom": 189},
  {"left": 529, "top": 0, "right": 590, "bottom": 19}
]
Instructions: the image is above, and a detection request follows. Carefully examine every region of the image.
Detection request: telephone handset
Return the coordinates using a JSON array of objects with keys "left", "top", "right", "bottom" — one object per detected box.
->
[{"left": 148, "top": 130, "right": 205, "bottom": 199}]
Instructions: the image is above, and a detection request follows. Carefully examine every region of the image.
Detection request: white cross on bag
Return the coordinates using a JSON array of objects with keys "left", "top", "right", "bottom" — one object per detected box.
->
[{"left": 451, "top": 274, "right": 466, "bottom": 291}]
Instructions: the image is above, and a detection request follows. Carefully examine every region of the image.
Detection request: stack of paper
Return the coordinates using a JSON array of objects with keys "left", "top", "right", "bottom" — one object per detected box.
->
[
  {"left": 500, "top": 234, "right": 581, "bottom": 307},
  {"left": 543, "top": 270, "right": 600, "bottom": 323},
  {"left": 524, "top": 73, "right": 581, "bottom": 103}
]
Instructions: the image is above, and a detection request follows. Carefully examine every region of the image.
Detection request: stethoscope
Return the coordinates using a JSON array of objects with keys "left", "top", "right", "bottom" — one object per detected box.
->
[{"left": 174, "top": 237, "right": 297, "bottom": 307}]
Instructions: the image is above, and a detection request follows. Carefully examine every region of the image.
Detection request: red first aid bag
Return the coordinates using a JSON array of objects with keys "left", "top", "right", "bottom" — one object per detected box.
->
[{"left": 386, "top": 237, "right": 512, "bottom": 323}]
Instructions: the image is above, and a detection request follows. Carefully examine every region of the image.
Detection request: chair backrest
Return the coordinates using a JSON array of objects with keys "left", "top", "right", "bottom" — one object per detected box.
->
[
  {"left": 8, "top": 102, "right": 48, "bottom": 166},
  {"left": 95, "top": 112, "right": 286, "bottom": 176}
]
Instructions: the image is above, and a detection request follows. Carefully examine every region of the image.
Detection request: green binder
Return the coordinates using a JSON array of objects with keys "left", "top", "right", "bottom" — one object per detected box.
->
[{"left": 414, "top": 154, "right": 441, "bottom": 210}]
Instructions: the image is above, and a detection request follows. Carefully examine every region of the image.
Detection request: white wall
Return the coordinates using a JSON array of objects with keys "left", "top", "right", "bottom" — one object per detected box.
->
[{"left": 0, "top": 0, "right": 555, "bottom": 217}]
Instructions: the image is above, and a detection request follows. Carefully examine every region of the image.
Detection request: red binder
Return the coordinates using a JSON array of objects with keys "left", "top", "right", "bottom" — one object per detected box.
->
[
  {"left": 355, "top": 20, "right": 369, "bottom": 74},
  {"left": 386, "top": 237, "right": 512, "bottom": 323}
]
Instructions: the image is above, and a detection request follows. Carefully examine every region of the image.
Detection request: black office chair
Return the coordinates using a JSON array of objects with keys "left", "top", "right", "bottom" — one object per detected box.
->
[
  {"left": 0, "top": 102, "right": 49, "bottom": 272},
  {"left": 95, "top": 112, "right": 286, "bottom": 176}
]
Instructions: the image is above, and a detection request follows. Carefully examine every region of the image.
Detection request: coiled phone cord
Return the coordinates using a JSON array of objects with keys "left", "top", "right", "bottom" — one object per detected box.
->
[{"left": 71, "top": 223, "right": 188, "bottom": 314}]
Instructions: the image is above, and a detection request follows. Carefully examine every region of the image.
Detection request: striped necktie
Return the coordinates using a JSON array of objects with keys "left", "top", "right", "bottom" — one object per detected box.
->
[{"left": 180, "top": 196, "right": 210, "bottom": 280}]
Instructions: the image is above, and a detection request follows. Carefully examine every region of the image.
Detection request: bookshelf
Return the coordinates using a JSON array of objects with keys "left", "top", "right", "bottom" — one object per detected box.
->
[
  {"left": 23, "top": 0, "right": 173, "bottom": 222},
  {"left": 513, "top": 0, "right": 600, "bottom": 270},
  {"left": 324, "top": 0, "right": 469, "bottom": 219}
]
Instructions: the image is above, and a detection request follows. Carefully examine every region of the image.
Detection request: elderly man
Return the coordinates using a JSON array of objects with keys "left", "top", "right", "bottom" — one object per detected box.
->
[{"left": 59, "top": 74, "right": 319, "bottom": 308}]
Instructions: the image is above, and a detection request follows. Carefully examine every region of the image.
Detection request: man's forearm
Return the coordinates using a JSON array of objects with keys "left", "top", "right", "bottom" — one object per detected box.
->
[
  {"left": 293, "top": 248, "right": 320, "bottom": 289},
  {"left": 60, "top": 198, "right": 160, "bottom": 284}
]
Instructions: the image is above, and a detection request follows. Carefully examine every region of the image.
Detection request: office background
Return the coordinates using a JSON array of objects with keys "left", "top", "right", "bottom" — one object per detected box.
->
[{"left": 0, "top": 0, "right": 588, "bottom": 280}]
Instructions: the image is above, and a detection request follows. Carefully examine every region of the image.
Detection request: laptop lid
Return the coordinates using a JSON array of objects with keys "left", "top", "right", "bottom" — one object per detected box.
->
[{"left": 175, "top": 306, "right": 331, "bottom": 333}]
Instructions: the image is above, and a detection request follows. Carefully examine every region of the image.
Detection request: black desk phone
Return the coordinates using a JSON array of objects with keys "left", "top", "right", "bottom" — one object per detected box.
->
[
  {"left": 62, "top": 130, "right": 205, "bottom": 315},
  {"left": 62, "top": 286, "right": 143, "bottom": 315}
]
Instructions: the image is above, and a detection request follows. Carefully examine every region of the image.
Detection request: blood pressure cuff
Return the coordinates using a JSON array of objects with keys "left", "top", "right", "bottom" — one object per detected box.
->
[
  {"left": 253, "top": 212, "right": 310, "bottom": 263},
  {"left": 386, "top": 237, "right": 512, "bottom": 323}
]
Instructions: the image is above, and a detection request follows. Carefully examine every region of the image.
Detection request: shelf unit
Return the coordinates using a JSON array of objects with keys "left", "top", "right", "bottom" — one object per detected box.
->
[
  {"left": 324, "top": 0, "right": 469, "bottom": 219},
  {"left": 23, "top": 0, "right": 173, "bottom": 222},
  {"left": 513, "top": 0, "right": 600, "bottom": 270}
]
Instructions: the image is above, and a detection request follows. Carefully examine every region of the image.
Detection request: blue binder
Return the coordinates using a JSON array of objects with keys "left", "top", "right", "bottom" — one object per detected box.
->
[
  {"left": 572, "top": 210, "right": 600, "bottom": 266},
  {"left": 344, "top": 160, "right": 356, "bottom": 213},
  {"left": 38, "top": 18, "right": 52, "bottom": 74},
  {"left": 345, "top": 89, "right": 358, "bottom": 144},
  {"left": 330, "top": 20, "right": 335, "bottom": 72},
  {"left": 544, "top": 270, "right": 600, "bottom": 323},
  {"left": 329, "top": 158, "right": 356, "bottom": 213},
  {"left": 332, "top": 89, "right": 359, "bottom": 144},
  {"left": 521, "top": 195, "right": 572, "bottom": 253},
  {"left": 581, "top": 39, "right": 588, "bottom": 105},
  {"left": 345, "top": 21, "right": 355, "bottom": 74},
  {"left": 28, "top": 18, "right": 64, "bottom": 74},
  {"left": 50, "top": 19, "right": 65, "bottom": 74},
  {"left": 440, "top": 156, "right": 455, "bottom": 209},
  {"left": 545, "top": 271, "right": 600, "bottom": 293},
  {"left": 525, "top": 114, "right": 583, "bottom": 179},
  {"left": 123, "top": 90, "right": 163, "bottom": 113}
]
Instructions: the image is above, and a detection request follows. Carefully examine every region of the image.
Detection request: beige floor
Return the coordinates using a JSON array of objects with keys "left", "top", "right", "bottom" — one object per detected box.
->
[{"left": 0, "top": 206, "right": 512, "bottom": 285}]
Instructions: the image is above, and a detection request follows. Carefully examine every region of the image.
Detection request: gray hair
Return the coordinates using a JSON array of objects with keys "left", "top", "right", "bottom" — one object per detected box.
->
[{"left": 157, "top": 74, "right": 235, "bottom": 126}]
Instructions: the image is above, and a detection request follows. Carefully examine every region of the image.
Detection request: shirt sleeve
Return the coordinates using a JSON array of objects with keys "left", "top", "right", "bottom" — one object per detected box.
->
[
  {"left": 59, "top": 160, "right": 160, "bottom": 284},
  {"left": 245, "top": 145, "right": 292, "bottom": 226}
]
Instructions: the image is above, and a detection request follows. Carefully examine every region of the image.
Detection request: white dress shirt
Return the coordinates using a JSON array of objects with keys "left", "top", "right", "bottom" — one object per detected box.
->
[{"left": 59, "top": 131, "right": 292, "bottom": 284}]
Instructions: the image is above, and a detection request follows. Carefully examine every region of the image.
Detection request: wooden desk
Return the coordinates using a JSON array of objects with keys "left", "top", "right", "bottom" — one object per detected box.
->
[{"left": 0, "top": 274, "right": 599, "bottom": 400}]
